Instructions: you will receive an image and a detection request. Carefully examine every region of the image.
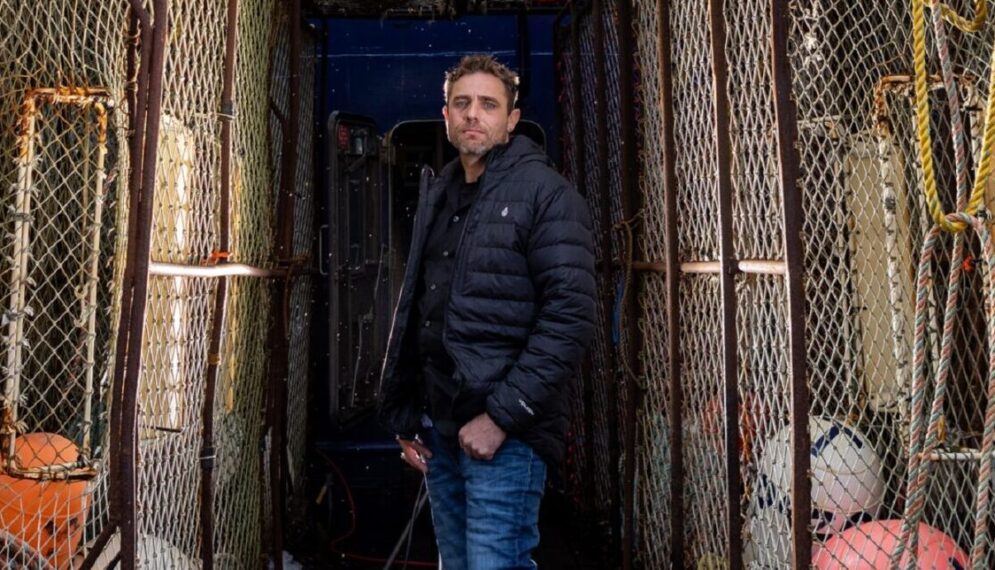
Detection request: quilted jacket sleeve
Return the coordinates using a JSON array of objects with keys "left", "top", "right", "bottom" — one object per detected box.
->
[{"left": 485, "top": 181, "right": 597, "bottom": 434}]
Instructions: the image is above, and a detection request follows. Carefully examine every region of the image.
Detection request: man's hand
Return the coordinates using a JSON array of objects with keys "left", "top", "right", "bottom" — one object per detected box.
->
[
  {"left": 398, "top": 436, "right": 432, "bottom": 474},
  {"left": 458, "top": 413, "right": 507, "bottom": 461}
]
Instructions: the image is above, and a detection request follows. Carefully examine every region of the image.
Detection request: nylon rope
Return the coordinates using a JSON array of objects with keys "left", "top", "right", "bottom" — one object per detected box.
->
[
  {"left": 897, "top": 3, "right": 972, "bottom": 565},
  {"left": 893, "top": 213, "right": 995, "bottom": 570},
  {"left": 912, "top": 0, "right": 995, "bottom": 233},
  {"left": 898, "top": 1, "right": 995, "bottom": 566},
  {"left": 612, "top": 210, "right": 644, "bottom": 390}
]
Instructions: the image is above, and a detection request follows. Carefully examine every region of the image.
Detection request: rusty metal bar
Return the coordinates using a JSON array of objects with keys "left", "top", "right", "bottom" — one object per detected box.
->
[
  {"left": 117, "top": 0, "right": 169, "bottom": 566},
  {"left": 3, "top": 464, "right": 96, "bottom": 480},
  {"left": 673, "top": 259, "right": 786, "bottom": 275},
  {"left": 106, "top": 4, "right": 152, "bottom": 554},
  {"left": 568, "top": 3, "right": 599, "bottom": 514},
  {"left": 657, "top": 0, "right": 684, "bottom": 565},
  {"left": 11, "top": 86, "right": 106, "bottom": 435},
  {"left": 198, "top": 0, "right": 239, "bottom": 567},
  {"left": 6, "top": 97, "right": 38, "bottom": 467},
  {"left": 615, "top": 0, "right": 642, "bottom": 568},
  {"left": 78, "top": 522, "right": 116, "bottom": 570},
  {"left": 275, "top": 3, "right": 302, "bottom": 261},
  {"left": 267, "top": 0, "right": 303, "bottom": 567},
  {"left": 149, "top": 262, "right": 288, "bottom": 279},
  {"left": 592, "top": 0, "right": 623, "bottom": 560},
  {"left": 707, "top": 0, "right": 743, "bottom": 566},
  {"left": 80, "top": 7, "right": 147, "bottom": 570},
  {"left": 770, "top": 1, "right": 812, "bottom": 566},
  {"left": 20, "top": 87, "right": 112, "bottom": 102},
  {"left": 927, "top": 450, "right": 995, "bottom": 461}
]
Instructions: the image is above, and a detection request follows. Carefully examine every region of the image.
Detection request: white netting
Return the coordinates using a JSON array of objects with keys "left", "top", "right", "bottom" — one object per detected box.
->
[
  {"left": 0, "top": 2, "right": 130, "bottom": 566},
  {"left": 560, "top": 0, "right": 995, "bottom": 566}
]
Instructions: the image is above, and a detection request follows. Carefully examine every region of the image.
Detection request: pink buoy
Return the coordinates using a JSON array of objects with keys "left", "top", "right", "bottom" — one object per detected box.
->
[{"left": 812, "top": 520, "right": 967, "bottom": 569}]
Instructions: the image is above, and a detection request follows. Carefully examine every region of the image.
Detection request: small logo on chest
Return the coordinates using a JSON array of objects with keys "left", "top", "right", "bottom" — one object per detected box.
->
[{"left": 500, "top": 206, "right": 509, "bottom": 217}]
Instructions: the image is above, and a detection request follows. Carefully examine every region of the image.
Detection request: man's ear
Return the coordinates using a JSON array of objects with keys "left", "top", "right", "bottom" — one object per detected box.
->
[
  {"left": 507, "top": 108, "right": 521, "bottom": 133},
  {"left": 442, "top": 105, "right": 449, "bottom": 121}
]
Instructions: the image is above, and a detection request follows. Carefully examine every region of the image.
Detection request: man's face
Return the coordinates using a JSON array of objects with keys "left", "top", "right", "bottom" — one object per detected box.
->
[{"left": 443, "top": 72, "right": 521, "bottom": 157}]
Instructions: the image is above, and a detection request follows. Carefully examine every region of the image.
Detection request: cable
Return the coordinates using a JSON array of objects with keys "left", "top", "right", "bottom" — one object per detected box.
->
[
  {"left": 320, "top": 451, "right": 437, "bottom": 568},
  {"left": 383, "top": 478, "right": 430, "bottom": 570},
  {"left": 402, "top": 481, "right": 428, "bottom": 569}
]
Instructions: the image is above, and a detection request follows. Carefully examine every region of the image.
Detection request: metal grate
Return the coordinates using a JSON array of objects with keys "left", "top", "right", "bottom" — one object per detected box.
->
[
  {"left": 0, "top": 1, "right": 312, "bottom": 567},
  {"left": 576, "top": 9, "right": 616, "bottom": 516},
  {"left": 232, "top": 0, "right": 278, "bottom": 270},
  {"left": 559, "top": 0, "right": 995, "bottom": 566},
  {"left": 787, "top": 1, "right": 993, "bottom": 566},
  {"left": 137, "top": 276, "right": 215, "bottom": 567},
  {"left": 135, "top": 1, "right": 227, "bottom": 567},
  {"left": 0, "top": 1, "right": 130, "bottom": 566},
  {"left": 286, "top": 32, "right": 319, "bottom": 523},
  {"left": 555, "top": 18, "right": 592, "bottom": 509},
  {"left": 631, "top": 1, "right": 673, "bottom": 566},
  {"left": 216, "top": 276, "right": 271, "bottom": 567}
]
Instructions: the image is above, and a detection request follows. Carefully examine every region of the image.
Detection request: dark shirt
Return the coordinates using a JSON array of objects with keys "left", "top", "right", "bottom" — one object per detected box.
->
[{"left": 415, "top": 171, "right": 479, "bottom": 437}]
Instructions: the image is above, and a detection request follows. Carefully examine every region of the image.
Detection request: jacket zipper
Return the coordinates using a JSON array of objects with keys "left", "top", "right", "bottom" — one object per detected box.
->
[
  {"left": 388, "top": 171, "right": 442, "bottom": 368},
  {"left": 442, "top": 170, "right": 487, "bottom": 361}
]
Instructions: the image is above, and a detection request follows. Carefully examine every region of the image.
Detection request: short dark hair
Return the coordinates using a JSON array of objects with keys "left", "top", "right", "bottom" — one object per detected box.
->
[{"left": 443, "top": 55, "right": 520, "bottom": 112}]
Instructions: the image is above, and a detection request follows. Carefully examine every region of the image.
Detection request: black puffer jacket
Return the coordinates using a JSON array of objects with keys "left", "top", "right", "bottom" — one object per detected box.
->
[{"left": 377, "top": 136, "right": 597, "bottom": 464}]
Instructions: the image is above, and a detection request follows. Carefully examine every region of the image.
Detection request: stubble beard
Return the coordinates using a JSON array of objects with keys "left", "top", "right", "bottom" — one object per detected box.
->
[
  {"left": 453, "top": 129, "right": 508, "bottom": 157},
  {"left": 456, "top": 139, "right": 491, "bottom": 156}
]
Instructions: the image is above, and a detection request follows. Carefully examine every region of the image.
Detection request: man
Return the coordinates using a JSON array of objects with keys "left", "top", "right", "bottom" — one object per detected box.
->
[{"left": 377, "top": 54, "right": 596, "bottom": 569}]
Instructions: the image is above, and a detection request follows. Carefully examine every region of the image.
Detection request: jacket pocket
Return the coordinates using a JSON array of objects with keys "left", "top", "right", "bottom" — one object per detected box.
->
[{"left": 451, "top": 356, "right": 515, "bottom": 421}]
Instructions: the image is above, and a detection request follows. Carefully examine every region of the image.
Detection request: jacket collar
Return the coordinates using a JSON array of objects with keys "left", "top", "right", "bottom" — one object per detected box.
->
[{"left": 433, "top": 135, "right": 545, "bottom": 190}]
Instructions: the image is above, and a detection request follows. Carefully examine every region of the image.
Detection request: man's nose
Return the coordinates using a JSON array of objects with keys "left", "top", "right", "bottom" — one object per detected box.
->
[{"left": 465, "top": 100, "right": 480, "bottom": 120}]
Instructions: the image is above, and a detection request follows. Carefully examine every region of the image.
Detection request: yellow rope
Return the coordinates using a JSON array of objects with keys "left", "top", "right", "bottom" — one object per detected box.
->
[
  {"left": 913, "top": 0, "right": 995, "bottom": 232},
  {"left": 939, "top": 0, "right": 987, "bottom": 33}
]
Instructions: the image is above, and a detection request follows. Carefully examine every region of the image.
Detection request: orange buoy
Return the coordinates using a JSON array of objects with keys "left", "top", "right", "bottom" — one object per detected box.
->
[
  {"left": 0, "top": 433, "right": 89, "bottom": 569},
  {"left": 812, "top": 520, "right": 967, "bottom": 569}
]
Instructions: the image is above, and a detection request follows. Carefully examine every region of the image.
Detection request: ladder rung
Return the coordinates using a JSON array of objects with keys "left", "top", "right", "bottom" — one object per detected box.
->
[{"left": 927, "top": 450, "right": 993, "bottom": 462}]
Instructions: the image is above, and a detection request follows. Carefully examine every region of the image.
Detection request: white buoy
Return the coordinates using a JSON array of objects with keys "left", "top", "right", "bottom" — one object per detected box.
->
[
  {"left": 92, "top": 532, "right": 198, "bottom": 570},
  {"left": 745, "top": 417, "right": 886, "bottom": 567}
]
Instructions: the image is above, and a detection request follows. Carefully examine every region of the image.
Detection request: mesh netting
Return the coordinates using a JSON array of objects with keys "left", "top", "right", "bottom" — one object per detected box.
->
[
  {"left": 232, "top": 0, "right": 278, "bottom": 270},
  {"left": 631, "top": 1, "right": 673, "bottom": 566},
  {"left": 0, "top": 0, "right": 316, "bottom": 567},
  {"left": 561, "top": 0, "right": 995, "bottom": 566},
  {"left": 0, "top": 2, "right": 131, "bottom": 566},
  {"left": 664, "top": 1, "right": 726, "bottom": 563},
  {"left": 0, "top": 0, "right": 312, "bottom": 567},
  {"left": 136, "top": 275, "right": 215, "bottom": 567},
  {"left": 286, "top": 32, "right": 318, "bottom": 521},
  {"left": 577, "top": 10, "right": 616, "bottom": 516},
  {"left": 680, "top": 275, "right": 727, "bottom": 563},
  {"left": 787, "top": 1, "right": 995, "bottom": 565},
  {"left": 555, "top": 18, "right": 590, "bottom": 508},
  {"left": 134, "top": 1, "right": 227, "bottom": 568},
  {"left": 215, "top": 275, "right": 270, "bottom": 567},
  {"left": 211, "top": 0, "right": 278, "bottom": 566}
]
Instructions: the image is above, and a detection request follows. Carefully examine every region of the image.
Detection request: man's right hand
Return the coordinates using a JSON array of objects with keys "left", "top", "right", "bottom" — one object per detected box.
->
[{"left": 398, "top": 436, "right": 432, "bottom": 474}]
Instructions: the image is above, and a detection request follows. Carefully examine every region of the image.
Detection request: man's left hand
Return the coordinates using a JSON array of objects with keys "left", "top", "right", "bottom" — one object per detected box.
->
[{"left": 458, "top": 413, "right": 506, "bottom": 460}]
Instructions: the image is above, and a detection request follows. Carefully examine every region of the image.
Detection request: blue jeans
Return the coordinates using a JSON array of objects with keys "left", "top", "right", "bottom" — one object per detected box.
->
[{"left": 423, "top": 428, "right": 547, "bottom": 570}]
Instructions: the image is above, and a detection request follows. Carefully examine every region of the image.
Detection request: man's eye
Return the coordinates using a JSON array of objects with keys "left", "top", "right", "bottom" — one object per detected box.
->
[{"left": 483, "top": 101, "right": 496, "bottom": 109}]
